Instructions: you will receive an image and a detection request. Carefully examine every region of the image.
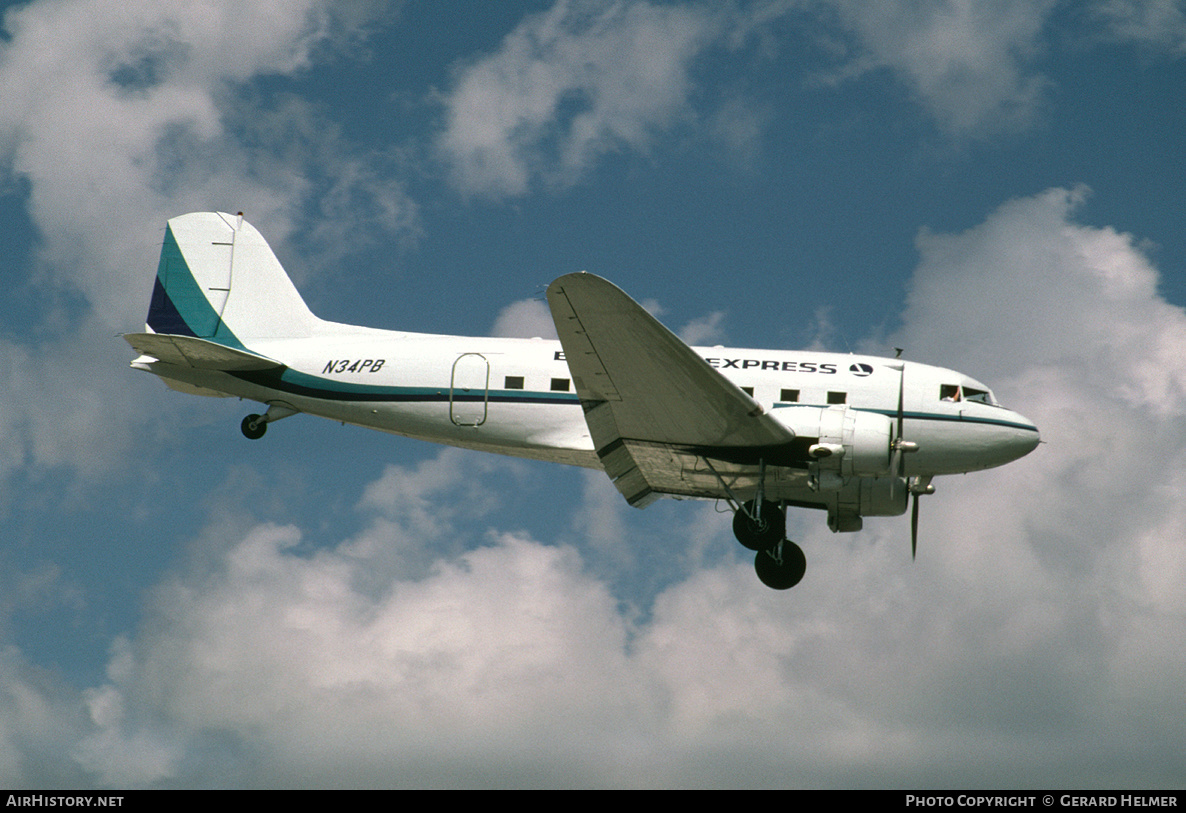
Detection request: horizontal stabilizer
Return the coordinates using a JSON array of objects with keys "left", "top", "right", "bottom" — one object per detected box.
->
[{"left": 123, "top": 333, "right": 283, "bottom": 371}]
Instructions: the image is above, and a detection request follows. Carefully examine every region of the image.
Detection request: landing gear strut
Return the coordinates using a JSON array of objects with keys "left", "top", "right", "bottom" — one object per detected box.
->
[
  {"left": 726, "top": 459, "right": 783, "bottom": 551},
  {"left": 706, "top": 457, "right": 808, "bottom": 590},
  {"left": 732, "top": 499, "right": 785, "bottom": 551}
]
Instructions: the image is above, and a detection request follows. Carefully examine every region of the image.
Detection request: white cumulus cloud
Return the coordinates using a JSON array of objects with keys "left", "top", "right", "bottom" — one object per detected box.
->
[
  {"left": 437, "top": 0, "right": 724, "bottom": 197},
  {"left": 0, "top": 0, "right": 408, "bottom": 481}
]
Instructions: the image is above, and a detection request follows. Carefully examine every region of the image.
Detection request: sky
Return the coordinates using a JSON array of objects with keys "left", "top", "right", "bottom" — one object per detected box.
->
[{"left": 1, "top": 0, "right": 1185, "bottom": 789}]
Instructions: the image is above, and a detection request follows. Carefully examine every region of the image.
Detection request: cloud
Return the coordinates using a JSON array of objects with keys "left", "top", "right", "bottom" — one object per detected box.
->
[
  {"left": 433, "top": 0, "right": 1114, "bottom": 189},
  {"left": 896, "top": 186, "right": 1186, "bottom": 414},
  {"left": 0, "top": 1, "right": 410, "bottom": 481},
  {"left": 1093, "top": 0, "right": 1186, "bottom": 54},
  {"left": 0, "top": 647, "right": 90, "bottom": 787},
  {"left": 677, "top": 309, "right": 728, "bottom": 346},
  {"left": 804, "top": 0, "right": 1186, "bottom": 136},
  {"left": 74, "top": 454, "right": 645, "bottom": 787},
  {"left": 433, "top": 0, "right": 1185, "bottom": 195},
  {"left": 490, "top": 298, "right": 559, "bottom": 339},
  {"left": 0, "top": 0, "right": 376, "bottom": 323},
  {"left": 808, "top": 0, "right": 1058, "bottom": 135},
  {"left": 891, "top": 186, "right": 1186, "bottom": 603},
  {"left": 882, "top": 188, "right": 1186, "bottom": 781},
  {"left": 436, "top": 0, "right": 724, "bottom": 197}
]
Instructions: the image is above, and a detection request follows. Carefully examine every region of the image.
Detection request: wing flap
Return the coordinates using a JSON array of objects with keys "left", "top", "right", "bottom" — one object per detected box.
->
[
  {"left": 546, "top": 273, "right": 796, "bottom": 506},
  {"left": 123, "top": 333, "right": 283, "bottom": 371}
]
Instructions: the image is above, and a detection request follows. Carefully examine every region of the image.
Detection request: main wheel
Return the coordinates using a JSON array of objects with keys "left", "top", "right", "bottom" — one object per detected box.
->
[
  {"left": 755, "top": 540, "right": 806, "bottom": 590},
  {"left": 241, "top": 414, "right": 267, "bottom": 440},
  {"left": 732, "top": 499, "right": 785, "bottom": 551}
]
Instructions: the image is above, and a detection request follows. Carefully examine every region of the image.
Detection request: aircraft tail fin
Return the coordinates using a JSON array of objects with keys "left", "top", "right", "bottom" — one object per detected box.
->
[{"left": 145, "top": 212, "right": 321, "bottom": 347}]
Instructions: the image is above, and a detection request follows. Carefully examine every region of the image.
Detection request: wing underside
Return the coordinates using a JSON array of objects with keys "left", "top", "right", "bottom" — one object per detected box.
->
[{"left": 546, "top": 273, "right": 802, "bottom": 507}]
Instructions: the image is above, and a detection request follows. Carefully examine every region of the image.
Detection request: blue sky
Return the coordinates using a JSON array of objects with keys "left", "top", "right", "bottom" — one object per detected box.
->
[{"left": 2, "top": 0, "right": 1185, "bottom": 788}]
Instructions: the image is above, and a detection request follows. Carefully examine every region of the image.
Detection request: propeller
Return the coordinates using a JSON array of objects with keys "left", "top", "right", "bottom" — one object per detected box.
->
[
  {"left": 908, "top": 475, "right": 935, "bottom": 559},
  {"left": 911, "top": 494, "right": 920, "bottom": 559},
  {"left": 890, "top": 362, "right": 923, "bottom": 558}
]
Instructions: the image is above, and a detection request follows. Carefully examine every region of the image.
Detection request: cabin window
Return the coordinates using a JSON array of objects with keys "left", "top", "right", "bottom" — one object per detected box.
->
[
  {"left": 780, "top": 389, "right": 800, "bottom": 402},
  {"left": 827, "top": 391, "right": 847, "bottom": 405},
  {"left": 740, "top": 387, "right": 754, "bottom": 396},
  {"left": 504, "top": 376, "right": 524, "bottom": 390},
  {"left": 550, "top": 378, "right": 570, "bottom": 392}
]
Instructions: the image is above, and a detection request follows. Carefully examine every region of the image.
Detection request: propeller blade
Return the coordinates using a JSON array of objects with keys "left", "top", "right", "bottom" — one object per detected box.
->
[
  {"left": 895, "top": 362, "right": 922, "bottom": 561},
  {"left": 910, "top": 492, "right": 920, "bottom": 560}
]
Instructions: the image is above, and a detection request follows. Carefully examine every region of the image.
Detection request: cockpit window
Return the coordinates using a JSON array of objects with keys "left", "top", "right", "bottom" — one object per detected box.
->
[{"left": 939, "top": 384, "right": 997, "bottom": 405}]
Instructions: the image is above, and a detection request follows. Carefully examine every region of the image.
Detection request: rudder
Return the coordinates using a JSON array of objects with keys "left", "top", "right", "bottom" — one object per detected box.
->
[{"left": 146, "top": 212, "right": 320, "bottom": 346}]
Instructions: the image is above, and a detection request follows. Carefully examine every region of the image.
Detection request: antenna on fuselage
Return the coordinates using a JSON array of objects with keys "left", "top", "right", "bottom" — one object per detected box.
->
[{"left": 894, "top": 347, "right": 904, "bottom": 359}]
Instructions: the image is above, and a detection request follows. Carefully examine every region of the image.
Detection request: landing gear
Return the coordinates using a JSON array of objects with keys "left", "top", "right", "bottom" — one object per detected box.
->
[
  {"left": 241, "top": 414, "right": 267, "bottom": 439},
  {"left": 754, "top": 540, "right": 807, "bottom": 590},
  {"left": 730, "top": 499, "right": 807, "bottom": 590},
  {"left": 707, "top": 457, "right": 807, "bottom": 589},
  {"left": 239, "top": 402, "right": 299, "bottom": 440},
  {"left": 732, "top": 499, "right": 785, "bottom": 550}
]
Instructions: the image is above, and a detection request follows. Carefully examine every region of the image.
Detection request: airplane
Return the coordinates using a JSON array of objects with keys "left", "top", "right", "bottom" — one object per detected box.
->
[{"left": 124, "top": 212, "right": 1041, "bottom": 590}]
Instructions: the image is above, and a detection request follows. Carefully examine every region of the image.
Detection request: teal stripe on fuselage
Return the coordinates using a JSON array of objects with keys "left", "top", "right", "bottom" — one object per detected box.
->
[
  {"left": 230, "top": 366, "right": 582, "bottom": 405},
  {"left": 863, "top": 408, "right": 1038, "bottom": 433},
  {"left": 771, "top": 403, "right": 1038, "bottom": 434}
]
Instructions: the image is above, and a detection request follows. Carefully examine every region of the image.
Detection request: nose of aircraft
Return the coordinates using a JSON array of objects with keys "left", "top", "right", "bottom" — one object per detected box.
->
[
  {"left": 913, "top": 404, "right": 1041, "bottom": 475},
  {"left": 998, "top": 410, "right": 1041, "bottom": 464}
]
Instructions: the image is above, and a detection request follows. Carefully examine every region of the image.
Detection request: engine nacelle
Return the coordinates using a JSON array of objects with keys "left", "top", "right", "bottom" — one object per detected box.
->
[
  {"left": 775, "top": 405, "right": 894, "bottom": 478},
  {"left": 827, "top": 475, "right": 910, "bottom": 532}
]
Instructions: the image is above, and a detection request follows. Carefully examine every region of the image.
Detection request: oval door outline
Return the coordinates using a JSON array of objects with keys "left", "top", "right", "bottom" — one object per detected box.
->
[{"left": 450, "top": 353, "right": 490, "bottom": 426}]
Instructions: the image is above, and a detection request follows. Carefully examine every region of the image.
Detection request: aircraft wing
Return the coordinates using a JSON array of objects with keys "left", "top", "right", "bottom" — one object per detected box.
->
[
  {"left": 546, "top": 272, "right": 798, "bottom": 507},
  {"left": 123, "top": 333, "right": 283, "bottom": 371}
]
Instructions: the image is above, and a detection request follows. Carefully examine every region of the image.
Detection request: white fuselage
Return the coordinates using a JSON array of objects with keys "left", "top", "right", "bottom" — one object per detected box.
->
[{"left": 138, "top": 324, "right": 1041, "bottom": 489}]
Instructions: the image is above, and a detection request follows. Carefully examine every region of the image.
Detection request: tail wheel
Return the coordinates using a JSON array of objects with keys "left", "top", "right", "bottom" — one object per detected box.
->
[
  {"left": 241, "top": 414, "right": 267, "bottom": 440},
  {"left": 755, "top": 540, "right": 806, "bottom": 590},
  {"left": 732, "top": 499, "right": 785, "bottom": 551}
]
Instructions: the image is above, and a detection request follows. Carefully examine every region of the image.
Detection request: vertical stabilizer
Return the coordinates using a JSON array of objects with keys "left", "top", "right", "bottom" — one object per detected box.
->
[{"left": 146, "top": 212, "right": 320, "bottom": 346}]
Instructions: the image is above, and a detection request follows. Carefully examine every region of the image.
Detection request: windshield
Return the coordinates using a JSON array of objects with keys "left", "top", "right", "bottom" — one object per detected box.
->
[{"left": 939, "top": 384, "right": 998, "bottom": 405}]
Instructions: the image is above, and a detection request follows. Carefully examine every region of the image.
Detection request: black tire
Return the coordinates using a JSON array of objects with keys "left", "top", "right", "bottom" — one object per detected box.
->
[
  {"left": 755, "top": 540, "right": 806, "bottom": 590},
  {"left": 241, "top": 414, "right": 267, "bottom": 440},
  {"left": 732, "top": 499, "right": 785, "bottom": 550}
]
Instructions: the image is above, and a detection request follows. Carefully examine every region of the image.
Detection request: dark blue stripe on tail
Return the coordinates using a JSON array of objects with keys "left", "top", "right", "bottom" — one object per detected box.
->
[{"left": 147, "top": 276, "right": 199, "bottom": 337}]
